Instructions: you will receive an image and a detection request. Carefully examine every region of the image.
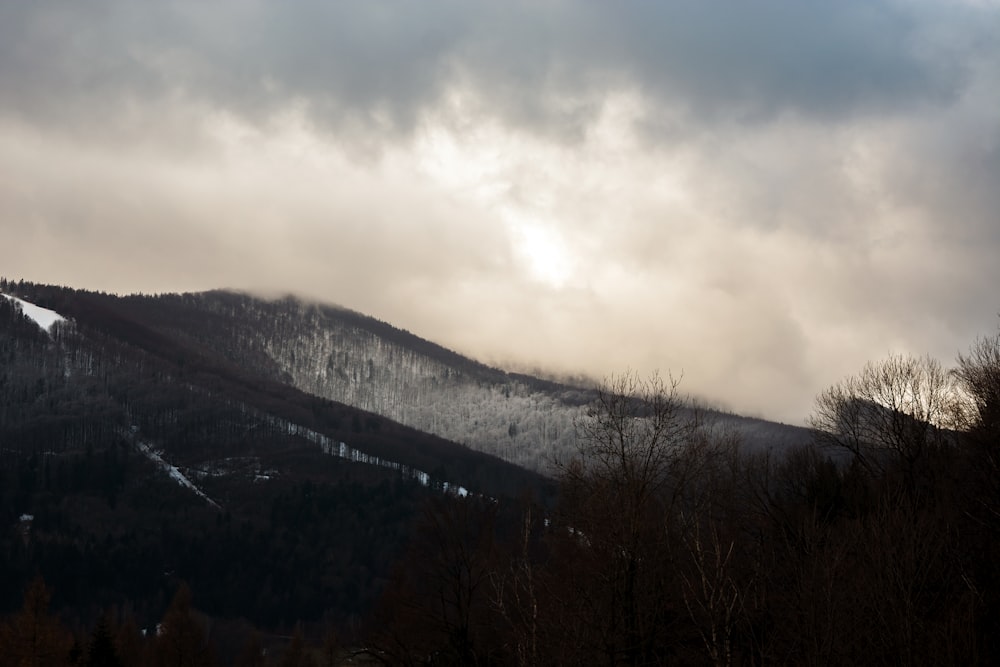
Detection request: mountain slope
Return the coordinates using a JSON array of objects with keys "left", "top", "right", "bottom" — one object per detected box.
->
[
  {"left": 26, "top": 287, "right": 809, "bottom": 472},
  {"left": 0, "top": 278, "right": 815, "bottom": 642},
  {"left": 1, "top": 282, "right": 548, "bottom": 492},
  {"left": 0, "top": 280, "right": 553, "bottom": 634},
  {"left": 112, "top": 289, "right": 593, "bottom": 471}
]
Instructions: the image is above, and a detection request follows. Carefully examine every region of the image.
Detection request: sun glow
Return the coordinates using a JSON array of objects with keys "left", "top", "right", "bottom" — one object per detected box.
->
[
  {"left": 410, "top": 88, "right": 656, "bottom": 291},
  {"left": 510, "top": 218, "right": 574, "bottom": 289},
  {"left": 413, "top": 116, "right": 579, "bottom": 289}
]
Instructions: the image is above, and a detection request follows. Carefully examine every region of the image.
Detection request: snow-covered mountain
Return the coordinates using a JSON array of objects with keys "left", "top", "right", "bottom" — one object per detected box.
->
[
  {"left": 0, "top": 281, "right": 546, "bottom": 500},
  {"left": 0, "top": 278, "right": 812, "bottom": 638},
  {"left": 177, "top": 291, "right": 591, "bottom": 471},
  {"left": 85, "top": 290, "right": 807, "bottom": 472},
  {"left": 0, "top": 279, "right": 552, "bottom": 627},
  {"left": 1, "top": 282, "right": 812, "bottom": 478}
]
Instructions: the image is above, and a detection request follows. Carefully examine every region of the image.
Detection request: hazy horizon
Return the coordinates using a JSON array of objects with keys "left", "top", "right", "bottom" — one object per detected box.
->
[{"left": 2, "top": 1, "right": 998, "bottom": 424}]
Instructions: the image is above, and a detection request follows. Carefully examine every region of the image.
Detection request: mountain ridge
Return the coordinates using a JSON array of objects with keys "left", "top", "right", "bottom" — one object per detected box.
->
[
  {"left": 0, "top": 278, "right": 557, "bottom": 634},
  {"left": 0, "top": 279, "right": 554, "bottom": 497},
  {"left": 0, "top": 277, "right": 817, "bottom": 649},
  {"left": 3, "top": 280, "right": 813, "bottom": 472}
]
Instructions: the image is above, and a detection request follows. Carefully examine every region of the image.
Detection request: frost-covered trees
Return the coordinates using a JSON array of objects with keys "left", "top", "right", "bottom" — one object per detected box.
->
[{"left": 181, "top": 292, "right": 589, "bottom": 472}]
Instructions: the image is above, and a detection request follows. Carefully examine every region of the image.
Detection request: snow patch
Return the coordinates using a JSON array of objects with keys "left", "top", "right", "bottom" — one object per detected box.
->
[
  {"left": 1, "top": 293, "right": 67, "bottom": 333},
  {"left": 275, "top": 418, "right": 473, "bottom": 498},
  {"left": 441, "top": 481, "right": 470, "bottom": 497},
  {"left": 134, "top": 440, "right": 220, "bottom": 509}
]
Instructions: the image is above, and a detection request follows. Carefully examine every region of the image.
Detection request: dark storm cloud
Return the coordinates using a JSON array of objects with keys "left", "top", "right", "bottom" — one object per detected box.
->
[{"left": 0, "top": 1, "right": 983, "bottom": 141}]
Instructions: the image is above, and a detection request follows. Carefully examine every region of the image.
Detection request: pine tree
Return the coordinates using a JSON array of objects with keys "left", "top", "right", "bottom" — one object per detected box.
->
[{"left": 85, "top": 615, "right": 122, "bottom": 667}]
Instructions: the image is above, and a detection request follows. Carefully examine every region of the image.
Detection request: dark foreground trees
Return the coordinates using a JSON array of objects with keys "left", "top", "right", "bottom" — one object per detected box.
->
[
  {"left": 808, "top": 353, "right": 962, "bottom": 494},
  {"left": 954, "top": 329, "right": 1000, "bottom": 660},
  {"left": 555, "top": 372, "right": 696, "bottom": 664},
  {"left": 0, "top": 576, "right": 72, "bottom": 667},
  {"left": 372, "top": 372, "right": 753, "bottom": 665},
  {"left": 787, "top": 331, "right": 1000, "bottom": 664},
  {"left": 372, "top": 332, "right": 1000, "bottom": 666}
]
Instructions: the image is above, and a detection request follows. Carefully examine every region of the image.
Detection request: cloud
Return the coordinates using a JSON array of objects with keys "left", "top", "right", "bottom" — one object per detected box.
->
[
  {"left": 2, "top": 1, "right": 988, "bottom": 140},
  {"left": 1, "top": 1, "right": 998, "bottom": 424}
]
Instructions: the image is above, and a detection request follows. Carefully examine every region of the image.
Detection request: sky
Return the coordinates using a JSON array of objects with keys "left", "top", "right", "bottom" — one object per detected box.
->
[{"left": 1, "top": 1, "right": 998, "bottom": 424}]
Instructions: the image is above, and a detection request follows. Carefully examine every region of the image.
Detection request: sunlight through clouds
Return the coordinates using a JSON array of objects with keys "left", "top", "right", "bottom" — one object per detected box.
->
[{"left": 509, "top": 217, "right": 575, "bottom": 289}]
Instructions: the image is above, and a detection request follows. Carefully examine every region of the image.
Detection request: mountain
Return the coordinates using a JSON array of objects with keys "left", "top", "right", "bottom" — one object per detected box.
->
[
  {"left": 152, "top": 289, "right": 811, "bottom": 467},
  {"left": 0, "top": 278, "right": 812, "bottom": 645},
  {"left": 7, "top": 283, "right": 810, "bottom": 471},
  {"left": 1, "top": 281, "right": 555, "bottom": 487},
  {"left": 109, "top": 288, "right": 596, "bottom": 471},
  {"left": 0, "top": 279, "right": 553, "bottom": 639}
]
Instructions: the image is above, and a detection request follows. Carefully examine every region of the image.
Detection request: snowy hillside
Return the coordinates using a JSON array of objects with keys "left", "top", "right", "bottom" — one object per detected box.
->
[
  {"left": 142, "top": 291, "right": 812, "bottom": 472},
  {"left": 1, "top": 292, "right": 67, "bottom": 333},
  {"left": 173, "top": 292, "right": 594, "bottom": 472},
  {"left": 1, "top": 284, "right": 811, "bottom": 476}
]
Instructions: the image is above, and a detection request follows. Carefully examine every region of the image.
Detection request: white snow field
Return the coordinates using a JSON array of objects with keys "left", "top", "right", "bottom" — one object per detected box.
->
[{"left": 1, "top": 293, "right": 67, "bottom": 333}]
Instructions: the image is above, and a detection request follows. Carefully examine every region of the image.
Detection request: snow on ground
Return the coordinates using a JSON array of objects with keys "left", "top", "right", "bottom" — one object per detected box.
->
[
  {"left": 1, "top": 293, "right": 67, "bottom": 333},
  {"left": 134, "top": 440, "right": 221, "bottom": 509},
  {"left": 280, "top": 419, "right": 472, "bottom": 497}
]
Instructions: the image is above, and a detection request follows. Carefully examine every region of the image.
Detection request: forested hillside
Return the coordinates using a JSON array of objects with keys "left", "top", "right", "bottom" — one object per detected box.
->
[
  {"left": 113, "top": 289, "right": 593, "bottom": 471},
  {"left": 0, "top": 279, "right": 551, "bottom": 660},
  {"left": 5, "top": 279, "right": 995, "bottom": 665},
  {"left": 10, "top": 286, "right": 809, "bottom": 473}
]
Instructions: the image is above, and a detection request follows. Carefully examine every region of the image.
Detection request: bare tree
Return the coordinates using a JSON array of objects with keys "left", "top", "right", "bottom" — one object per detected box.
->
[
  {"left": 809, "top": 353, "right": 961, "bottom": 489},
  {"left": 367, "top": 498, "right": 501, "bottom": 666},
  {"left": 490, "top": 504, "right": 541, "bottom": 667},
  {"left": 677, "top": 508, "right": 743, "bottom": 667},
  {"left": 955, "top": 329, "right": 1000, "bottom": 449},
  {"left": 556, "top": 371, "right": 703, "bottom": 665},
  {"left": 673, "top": 429, "right": 764, "bottom": 667},
  {"left": 953, "top": 329, "right": 1000, "bottom": 662},
  {"left": 564, "top": 371, "right": 702, "bottom": 522}
]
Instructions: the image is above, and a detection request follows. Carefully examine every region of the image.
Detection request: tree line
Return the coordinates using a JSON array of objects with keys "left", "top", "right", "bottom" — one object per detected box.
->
[
  {"left": 0, "top": 576, "right": 347, "bottom": 667},
  {"left": 367, "top": 327, "right": 1000, "bottom": 665}
]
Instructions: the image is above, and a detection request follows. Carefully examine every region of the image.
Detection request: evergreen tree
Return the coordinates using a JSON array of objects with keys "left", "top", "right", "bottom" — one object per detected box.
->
[{"left": 85, "top": 615, "right": 122, "bottom": 667}]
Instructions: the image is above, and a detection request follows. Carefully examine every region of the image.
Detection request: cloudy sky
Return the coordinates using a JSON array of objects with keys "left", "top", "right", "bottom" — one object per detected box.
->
[{"left": 1, "top": 1, "right": 998, "bottom": 424}]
